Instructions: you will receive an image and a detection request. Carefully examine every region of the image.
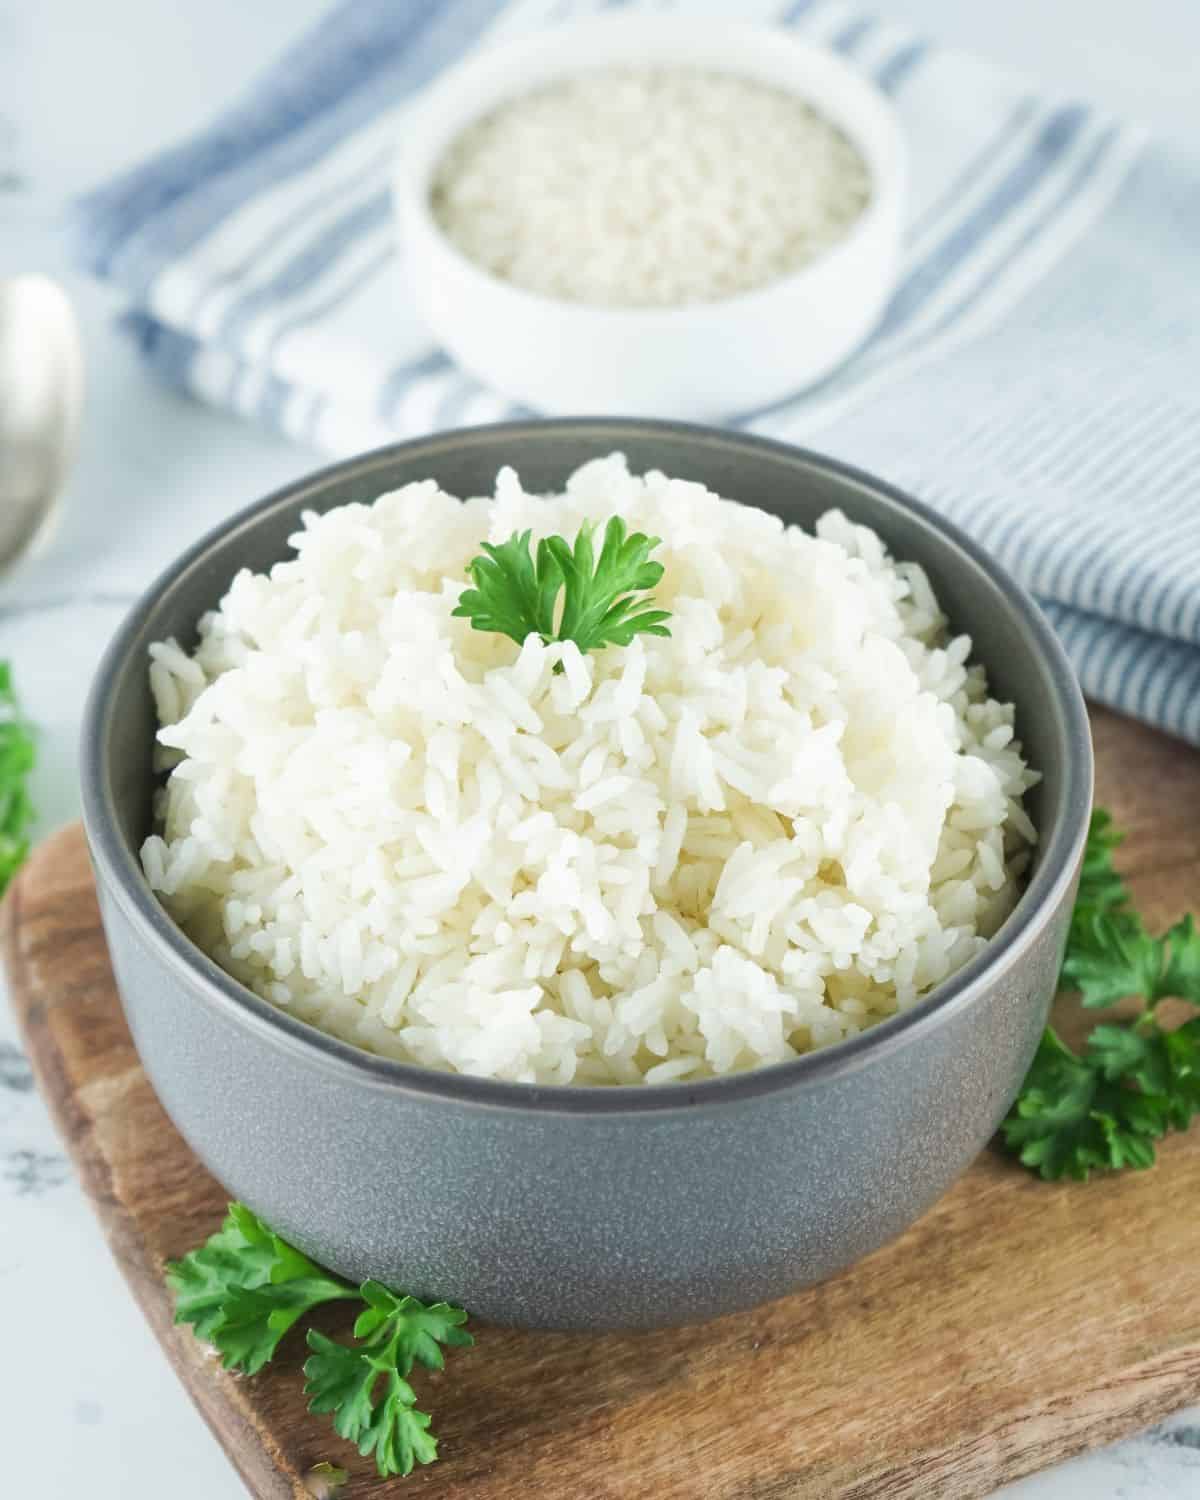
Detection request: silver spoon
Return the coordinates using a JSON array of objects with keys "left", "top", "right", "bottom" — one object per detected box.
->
[{"left": 0, "top": 274, "right": 84, "bottom": 572}]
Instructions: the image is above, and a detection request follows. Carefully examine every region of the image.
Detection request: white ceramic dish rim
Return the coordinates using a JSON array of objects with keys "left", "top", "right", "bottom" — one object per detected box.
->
[{"left": 395, "top": 15, "right": 907, "bottom": 324}]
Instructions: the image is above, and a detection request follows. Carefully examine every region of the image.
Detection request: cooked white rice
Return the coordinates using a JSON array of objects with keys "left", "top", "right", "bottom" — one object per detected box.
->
[
  {"left": 430, "top": 68, "right": 871, "bottom": 307},
  {"left": 142, "top": 456, "right": 1037, "bottom": 1086}
]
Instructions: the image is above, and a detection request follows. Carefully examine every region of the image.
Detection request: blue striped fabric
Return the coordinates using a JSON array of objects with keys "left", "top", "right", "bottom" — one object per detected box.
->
[{"left": 74, "top": 0, "right": 1200, "bottom": 744}]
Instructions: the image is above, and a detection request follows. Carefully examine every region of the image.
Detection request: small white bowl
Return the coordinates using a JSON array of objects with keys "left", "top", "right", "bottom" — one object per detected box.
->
[{"left": 395, "top": 17, "right": 905, "bottom": 420}]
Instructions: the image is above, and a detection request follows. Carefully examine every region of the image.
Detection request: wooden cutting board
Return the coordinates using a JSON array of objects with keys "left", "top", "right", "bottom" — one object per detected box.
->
[{"left": 6, "top": 706, "right": 1200, "bottom": 1500}]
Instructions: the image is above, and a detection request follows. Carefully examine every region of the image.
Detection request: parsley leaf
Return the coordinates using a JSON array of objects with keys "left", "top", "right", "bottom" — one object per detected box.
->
[
  {"left": 1062, "top": 911, "right": 1164, "bottom": 1009},
  {"left": 451, "top": 529, "right": 559, "bottom": 648},
  {"left": 306, "top": 1333, "right": 437, "bottom": 1477},
  {"left": 1159, "top": 914, "right": 1200, "bottom": 1006},
  {"left": 167, "top": 1203, "right": 357, "bottom": 1373},
  {"left": 1071, "top": 809, "right": 1133, "bottom": 924},
  {"left": 304, "top": 1283, "right": 472, "bottom": 1478},
  {"left": 0, "top": 664, "right": 35, "bottom": 896},
  {"left": 170, "top": 1206, "right": 472, "bottom": 1475},
  {"left": 1003, "top": 810, "right": 1200, "bottom": 1181},
  {"left": 1002, "top": 1029, "right": 1163, "bottom": 1180},
  {"left": 542, "top": 519, "right": 672, "bottom": 654},
  {"left": 452, "top": 517, "right": 671, "bottom": 660},
  {"left": 167, "top": 1204, "right": 279, "bottom": 1342},
  {"left": 1160, "top": 1018, "right": 1200, "bottom": 1127},
  {"left": 210, "top": 1277, "right": 357, "bottom": 1375},
  {"left": 352, "top": 1280, "right": 474, "bottom": 1367}
]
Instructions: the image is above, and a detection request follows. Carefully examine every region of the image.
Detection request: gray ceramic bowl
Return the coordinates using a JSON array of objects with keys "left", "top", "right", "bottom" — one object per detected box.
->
[{"left": 81, "top": 421, "right": 1092, "bottom": 1331}]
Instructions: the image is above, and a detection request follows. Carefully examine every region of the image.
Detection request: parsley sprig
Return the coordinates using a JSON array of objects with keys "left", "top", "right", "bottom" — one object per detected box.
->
[
  {"left": 452, "top": 517, "right": 671, "bottom": 658},
  {"left": 306, "top": 1283, "right": 471, "bottom": 1478},
  {"left": 1003, "top": 811, "right": 1200, "bottom": 1181},
  {"left": 168, "top": 1204, "right": 472, "bottom": 1478},
  {"left": 0, "top": 664, "right": 35, "bottom": 895}
]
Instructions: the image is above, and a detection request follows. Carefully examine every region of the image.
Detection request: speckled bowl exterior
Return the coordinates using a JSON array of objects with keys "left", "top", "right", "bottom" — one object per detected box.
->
[{"left": 81, "top": 421, "right": 1092, "bottom": 1331}]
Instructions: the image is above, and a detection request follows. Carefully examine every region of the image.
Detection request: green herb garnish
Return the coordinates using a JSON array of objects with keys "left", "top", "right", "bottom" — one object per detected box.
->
[
  {"left": 306, "top": 1282, "right": 471, "bottom": 1479},
  {"left": 0, "top": 663, "right": 35, "bottom": 895},
  {"left": 168, "top": 1204, "right": 472, "bottom": 1478},
  {"left": 302, "top": 1463, "right": 349, "bottom": 1500},
  {"left": 452, "top": 517, "right": 671, "bottom": 658},
  {"left": 1003, "top": 810, "right": 1200, "bottom": 1181}
]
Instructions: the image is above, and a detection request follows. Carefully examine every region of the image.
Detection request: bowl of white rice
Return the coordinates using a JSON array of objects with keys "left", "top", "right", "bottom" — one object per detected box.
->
[
  {"left": 394, "top": 16, "right": 905, "bottom": 418},
  {"left": 82, "top": 422, "right": 1091, "bottom": 1329}
]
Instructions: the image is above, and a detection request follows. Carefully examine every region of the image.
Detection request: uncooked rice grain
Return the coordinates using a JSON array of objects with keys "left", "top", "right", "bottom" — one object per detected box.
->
[
  {"left": 430, "top": 68, "right": 871, "bottom": 307},
  {"left": 142, "top": 456, "right": 1037, "bottom": 1086}
]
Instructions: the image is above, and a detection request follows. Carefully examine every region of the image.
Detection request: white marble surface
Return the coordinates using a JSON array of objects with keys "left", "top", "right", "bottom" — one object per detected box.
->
[{"left": 1, "top": 1, "right": 1199, "bottom": 1495}]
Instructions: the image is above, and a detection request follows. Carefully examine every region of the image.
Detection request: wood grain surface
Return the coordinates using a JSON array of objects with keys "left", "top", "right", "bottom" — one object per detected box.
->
[{"left": 5, "top": 706, "right": 1200, "bottom": 1500}]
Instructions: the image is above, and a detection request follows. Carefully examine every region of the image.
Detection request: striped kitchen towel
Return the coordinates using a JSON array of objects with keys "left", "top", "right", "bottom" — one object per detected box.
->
[{"left": 75, "top": 0, "right": 1200, "bottom": 744}]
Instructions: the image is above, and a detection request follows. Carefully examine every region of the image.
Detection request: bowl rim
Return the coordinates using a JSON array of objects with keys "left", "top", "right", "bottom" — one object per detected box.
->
[
  {"left": 394, "top": 14, "right": 906, "bottom": 325},
  {"left": 81, "top": 419, "right": 1093, "bottom": 1117}
]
